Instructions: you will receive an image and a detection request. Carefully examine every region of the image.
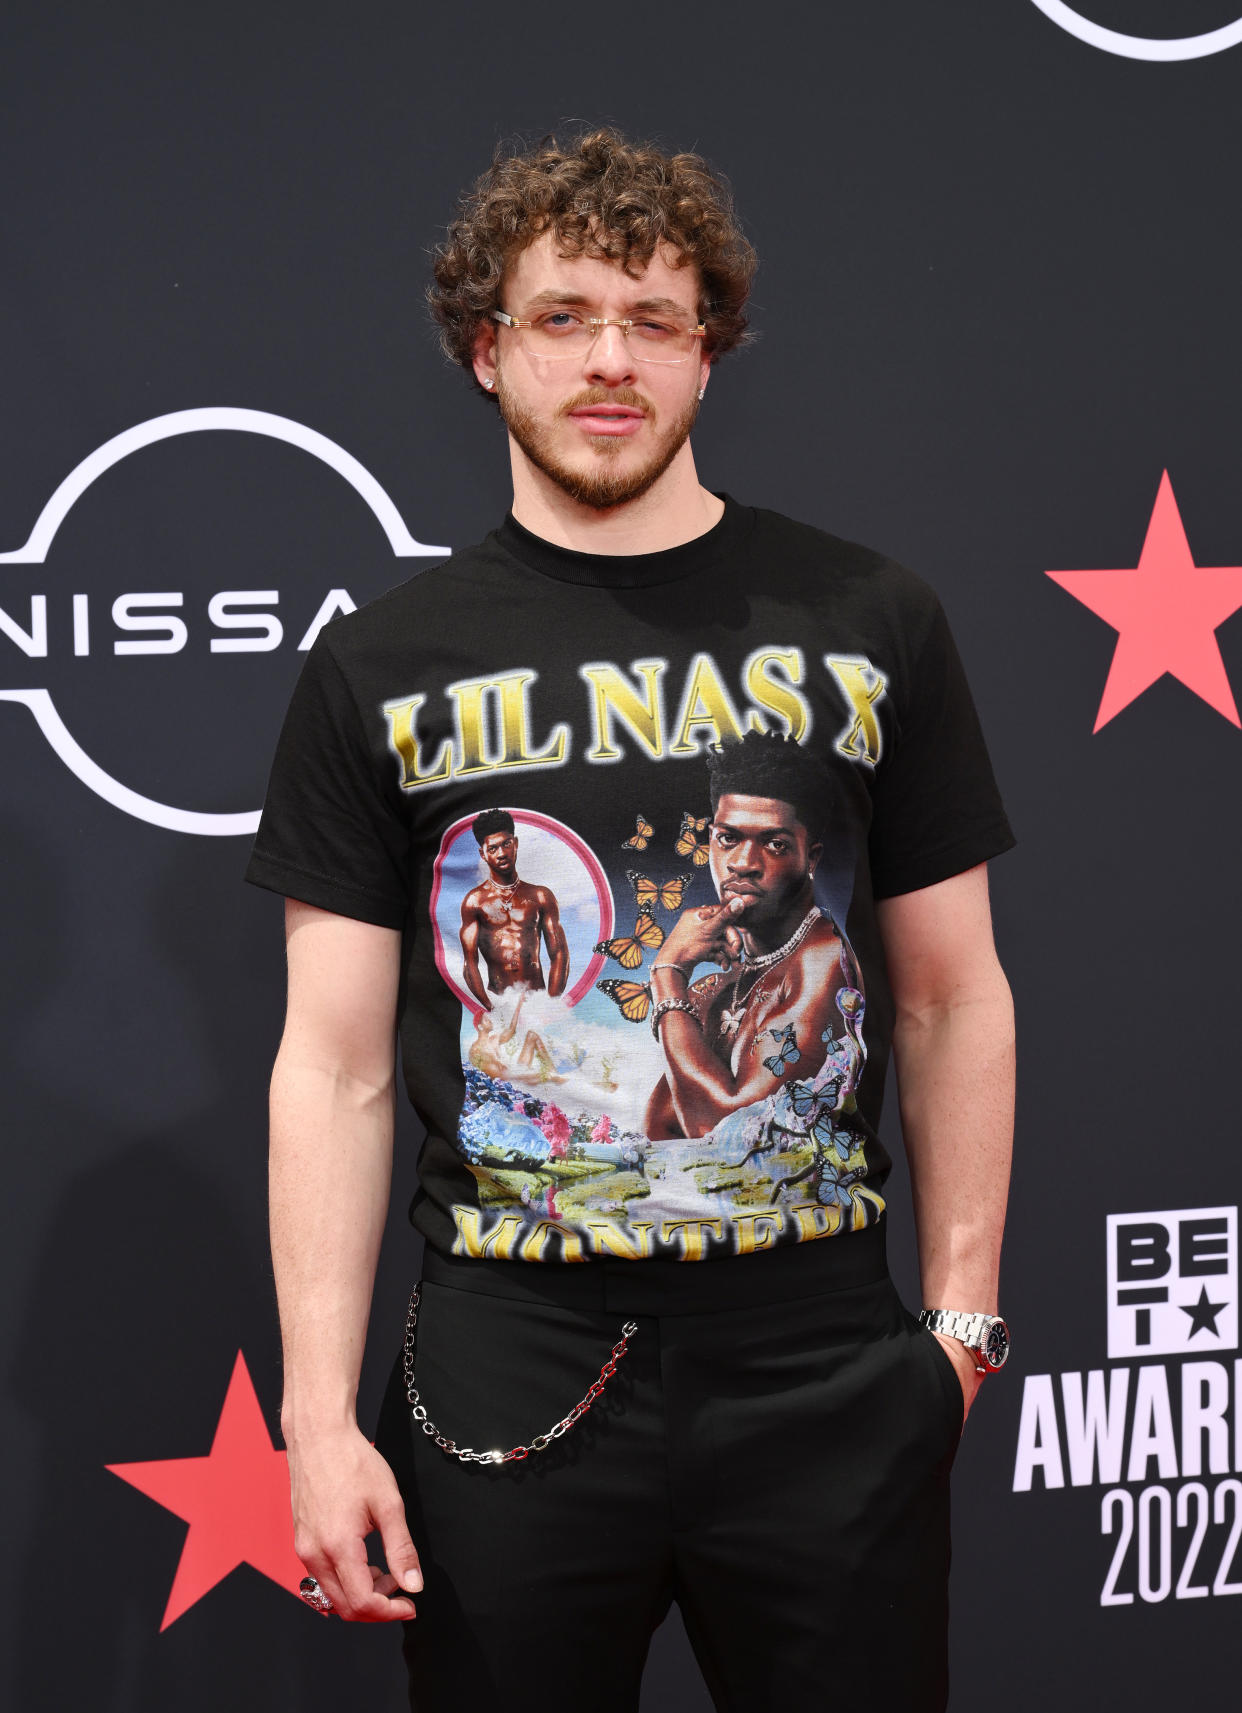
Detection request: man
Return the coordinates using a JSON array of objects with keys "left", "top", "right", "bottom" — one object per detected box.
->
[
  {"left": 645, "top": 733, "right": 856, "bottom": 1140},
  {"left": 459, "top": 808, "right": 569, "bottom": 1006},
  {"left": 247, "top": 127, "right": 1015, "bottom": 1712},
  {"left": 466, "top": 996, "right": 566, "bottom": 1087}
]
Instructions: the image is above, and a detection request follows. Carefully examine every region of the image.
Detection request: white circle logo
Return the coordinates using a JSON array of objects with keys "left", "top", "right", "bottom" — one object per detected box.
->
[
  {"left": 1029, "top": 0, "right": 1242, "bottom": 59},
  {"left": 0, "top": 407, "right": 449, "bottom": 836}
]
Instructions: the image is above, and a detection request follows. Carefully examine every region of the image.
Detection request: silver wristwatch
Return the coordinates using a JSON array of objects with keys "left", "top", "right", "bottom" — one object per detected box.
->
[{"left": 919, "top": 1309, "right": 1011, "bottom": 1374}]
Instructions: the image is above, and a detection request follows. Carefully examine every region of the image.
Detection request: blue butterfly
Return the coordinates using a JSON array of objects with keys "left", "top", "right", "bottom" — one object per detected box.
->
[
  {"left": 787, "top": 1080, "right": 819, "bottom": 1118},
  {"left": 763, "top": 1023, "right": 800, "bottom": 1078},
  {"left": 812, "top": 1109, "right": 855, "bottom": 1165}
]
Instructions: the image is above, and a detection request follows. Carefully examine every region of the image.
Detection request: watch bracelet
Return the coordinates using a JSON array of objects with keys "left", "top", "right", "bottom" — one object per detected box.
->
[{"left": 919, "top": 1308, "right": 1007, "bottom": 1372}]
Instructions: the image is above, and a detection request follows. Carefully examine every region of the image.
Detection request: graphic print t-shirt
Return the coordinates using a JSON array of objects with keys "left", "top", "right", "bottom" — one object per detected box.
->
[{"left": 246, "top": 499, "right": 1014, "bottom": 1266}]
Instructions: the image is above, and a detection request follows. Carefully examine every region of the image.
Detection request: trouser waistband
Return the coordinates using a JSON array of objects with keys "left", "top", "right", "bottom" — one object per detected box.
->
[{"left": 421, "top": 1221, "right": 889, "bottom": 1318}]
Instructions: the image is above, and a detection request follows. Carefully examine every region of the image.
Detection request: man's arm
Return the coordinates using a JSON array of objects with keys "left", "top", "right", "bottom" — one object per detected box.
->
[
  {"left": 538, "top": 889, "right": 570, "bottom": 997},
  {"left": 876, "top": 862, "right": 1015, "bottom": 1423},
  {"left": 459, "top": 895, "right": 491, "bottom": 1011},
  {"left": 269, "top": 897, "right": 421, "bottom": 1621},
  {"left": 648, "top": 899, "right": 840, "bottom": 1135}
]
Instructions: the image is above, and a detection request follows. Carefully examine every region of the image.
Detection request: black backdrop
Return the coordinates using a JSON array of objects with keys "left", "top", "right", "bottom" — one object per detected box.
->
[{"left": 4, "top": 3, "right": 1241, "bottom": 1707}]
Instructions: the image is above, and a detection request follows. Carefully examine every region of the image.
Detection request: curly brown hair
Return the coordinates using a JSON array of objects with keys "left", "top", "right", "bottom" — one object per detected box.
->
[{"left": 428, "top": 127, "right": 756, "bottom": 398}]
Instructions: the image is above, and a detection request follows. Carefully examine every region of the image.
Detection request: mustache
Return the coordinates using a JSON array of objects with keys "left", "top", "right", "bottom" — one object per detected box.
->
[{"left": 557, "top": 387, "right": 655, "bottom": 418}]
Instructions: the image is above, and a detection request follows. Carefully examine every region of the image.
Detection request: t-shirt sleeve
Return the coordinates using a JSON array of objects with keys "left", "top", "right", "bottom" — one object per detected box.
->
[
  {"left": 244, "top": 634, "right": 410, "bottom": 929},
  {"left": 868, "top": 596, "right": 1015, "bottom": 899}
]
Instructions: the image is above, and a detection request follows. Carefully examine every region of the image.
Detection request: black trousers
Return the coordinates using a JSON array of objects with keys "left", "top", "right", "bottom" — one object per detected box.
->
[{"left": 373, "top": 1229, "right": 963, "bottom": 1713}]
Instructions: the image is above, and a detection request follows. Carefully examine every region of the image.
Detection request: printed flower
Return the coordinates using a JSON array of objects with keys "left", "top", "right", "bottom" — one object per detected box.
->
[
  {"left": 538, "top": 1103, "right": 572, "bottom": 1158},
  {"left": 591, "top": 1114, "right": 613, "bottom": 1145}
]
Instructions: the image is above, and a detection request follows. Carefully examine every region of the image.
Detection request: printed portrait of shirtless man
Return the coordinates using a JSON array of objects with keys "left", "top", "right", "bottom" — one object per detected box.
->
[
  {"left": 460, "top": 808, "right": 570, "bottom": 1009},
  {"left": 645, "top": 731, "right": 859, "bottom": 1139}
]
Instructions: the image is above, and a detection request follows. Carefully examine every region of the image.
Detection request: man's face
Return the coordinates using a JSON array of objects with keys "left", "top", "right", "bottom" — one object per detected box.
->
[
  {"left": 475, "top": 232, "right": 711, "bottom": 511},
  {"left": 482, "top": 830, "right": 518, "bottom": 880},
  {"left": 708, "top": 794, "right": 820, "bottom": 930}
]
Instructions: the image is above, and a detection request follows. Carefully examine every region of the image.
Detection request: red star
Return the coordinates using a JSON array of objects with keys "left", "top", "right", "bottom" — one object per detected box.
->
[
  {"left": 107, "top": 1351, "right": 305, "bottom": 1629},
  {"left": 1047, "top": 471, "right": 1242, "bottom": 731}
]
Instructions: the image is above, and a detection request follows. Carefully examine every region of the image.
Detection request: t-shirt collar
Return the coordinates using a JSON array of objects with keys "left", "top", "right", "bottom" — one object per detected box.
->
[{"left": 493, "top": 494, "right": 748, "bottom": 588}]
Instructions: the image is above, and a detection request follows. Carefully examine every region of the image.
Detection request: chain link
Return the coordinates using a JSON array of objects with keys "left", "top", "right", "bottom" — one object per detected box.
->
[{"left": 402, "top": 1282, "right": 639, "bottom": 1466}]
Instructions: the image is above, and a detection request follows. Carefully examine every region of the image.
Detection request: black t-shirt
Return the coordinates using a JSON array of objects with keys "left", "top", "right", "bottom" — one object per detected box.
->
[{"left": 246, "top": 497, "right": 1013, "bottom": 1265}]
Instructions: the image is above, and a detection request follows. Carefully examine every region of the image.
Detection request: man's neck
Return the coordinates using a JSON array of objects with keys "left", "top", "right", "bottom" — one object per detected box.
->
[{"left": 508, "top": 441, "right": 724, "bottom": 556}]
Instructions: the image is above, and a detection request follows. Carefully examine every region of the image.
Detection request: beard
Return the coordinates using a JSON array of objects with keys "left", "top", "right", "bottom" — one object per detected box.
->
[
  {"left": 718, "top": 871, "right": 813, "bottom": 943},
  {"left": 495, "top": 380, "right": 701, "bottom": 511}
]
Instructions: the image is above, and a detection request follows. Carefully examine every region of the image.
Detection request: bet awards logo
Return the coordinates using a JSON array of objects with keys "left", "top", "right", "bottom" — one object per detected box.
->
[
  {"left": 1108, "top": 1208, "right": 1237, "bottom": 1359},
  {"left": 1029, "top": 1, "right": 1242, "bottom": 60},
  {"left": 0, "top": 408, "right": 448, "bottom": 836},
  {"left": 1014, "top": 1206, "right": 1241, "bottom": 1606}
]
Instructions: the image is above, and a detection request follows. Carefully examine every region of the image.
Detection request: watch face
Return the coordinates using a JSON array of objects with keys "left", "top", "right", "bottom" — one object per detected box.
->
[{"left": 983, "top": 1319, "right": 1011, "bottom": 1370}]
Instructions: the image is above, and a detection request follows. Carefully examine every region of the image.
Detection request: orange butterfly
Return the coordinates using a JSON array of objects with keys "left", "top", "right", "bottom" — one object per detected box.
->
[
  {"left": 626, "top": 870, "right": 693, "bottom": 913},
  {"left": 595, "top": 912, "right": 665, "bottom": 971},
  {"left": 596, "top": 978, "right": 652, "bottom": 1023},
  {"left": 674, "top": 811, "right": 712, "bottom": 866},
  {"left": 622, "top": 814, "right": 655, "bottom": 851}
]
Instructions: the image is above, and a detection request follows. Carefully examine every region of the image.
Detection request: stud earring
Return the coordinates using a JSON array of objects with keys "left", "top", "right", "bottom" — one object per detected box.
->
[
  {"left": 482, "top": 378, "right": 494, "bottom": 390},
  {"left": 697, "top": 388, "right": 705, "bottom": 401}
]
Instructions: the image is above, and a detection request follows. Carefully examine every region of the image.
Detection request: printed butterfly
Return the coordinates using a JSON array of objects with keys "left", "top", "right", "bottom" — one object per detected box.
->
[
  {"left": 787, "top": 1080, "right": 820, "bottom": 1119},
  {"left": 594, "top": 912, "right": 665, "bottom": 970},
  {"left": 622, "top": 814, "right": 655, "bottom": 851},
  {"left": 762, "top": 1023, "right": 801, "bottom": 1078},
  {"left": 674, "top": 811, "right": 711, "bottom": 866},
  {"left": 596, "top": 978, "right": 652, "bottom": 1024},
  {"left": 812, "top": 1109, "right": 855, "bottom": 1165},
  {"left": 626, "top": 870, "right": 693, "bottom": 913}
]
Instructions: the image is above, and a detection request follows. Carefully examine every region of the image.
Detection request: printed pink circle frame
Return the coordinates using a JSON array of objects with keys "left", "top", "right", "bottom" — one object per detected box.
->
[{"left": 429, "top": 809, "right": 616, "bottom": 1019}]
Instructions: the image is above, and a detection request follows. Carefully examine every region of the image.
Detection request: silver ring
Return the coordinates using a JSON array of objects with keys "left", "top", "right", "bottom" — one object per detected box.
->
[{"left": 298, "top": 1575, "right": 335, "bottom": 1615}]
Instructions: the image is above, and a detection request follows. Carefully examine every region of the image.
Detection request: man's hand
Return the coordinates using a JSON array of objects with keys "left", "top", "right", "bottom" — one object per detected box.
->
[
  {"left": 287, "top": 1424, "right": 422, "bottom": 1621},
  {"left": 931, "top": 1331, "right": 986, "bottom": 1429},
  {"left": 657, "top": 897, "right": 747, "bottom": 976}
]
